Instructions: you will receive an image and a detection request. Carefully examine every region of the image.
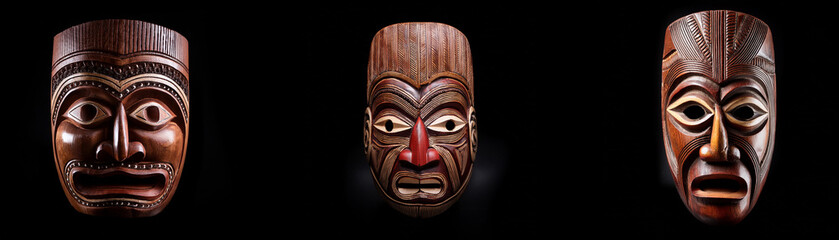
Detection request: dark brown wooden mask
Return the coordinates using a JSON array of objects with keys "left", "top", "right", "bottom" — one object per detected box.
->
[
  {"left": 661, "top": 10, "right": 776, "bottom": 225},
  {"left": 50, "top": 20, "right": 189, "bottom": 217},
  {"left": 364, "top": 22, "right": 477, "bottom": 218}
]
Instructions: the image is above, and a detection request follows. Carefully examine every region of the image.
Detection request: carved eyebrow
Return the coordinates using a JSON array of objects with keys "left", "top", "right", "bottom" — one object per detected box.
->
[
  {"left": 669, "top": 83, "right": 716, "bottom": 105},
  {"left": 370, "top": 77, "right": 420, "bottom": 101},
  {"left": 419, "top": 81, "right": 469, "bottom": 105},
  {"left": 668, "top": 75, "right": 719, "bottom": 104},
  {"left": 370, "top": 77, "right": 470, "bottom": 120},
  {"left": 720, "top": 78, "right": 769, "bottom": 103},
  {"left": 370, "top": 89, "right": 419, "bottom": 120},
  {"left": 419, "top": 90, "right": 468, "bottom": 119}
]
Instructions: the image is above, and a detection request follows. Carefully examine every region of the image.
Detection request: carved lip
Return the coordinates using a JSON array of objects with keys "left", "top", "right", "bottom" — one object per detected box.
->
[
  {"left": 65, "top": 160, "right": 174, "bottom": 208},
  {"left": 690, "top": 174, "right": 748, "bottom": 200},
  {"left": 391, "top": 171, "right": 447, "bottom": 201}
]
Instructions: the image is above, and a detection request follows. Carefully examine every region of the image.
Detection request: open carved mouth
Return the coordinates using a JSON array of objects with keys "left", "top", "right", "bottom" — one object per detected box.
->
[
  {"left": 65, "top": 160, "right": 174, "bottom": 208},
  {"left": 690, "top": 174, "right": 748, "bottom": 200},
  {"left": 391, "top": 172, "right": 447, "bottom": 201}
]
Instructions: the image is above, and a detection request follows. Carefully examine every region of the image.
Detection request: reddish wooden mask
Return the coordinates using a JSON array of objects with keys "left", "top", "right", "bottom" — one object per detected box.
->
[
  {"left": 661, "top": 10, "right": 776, "bottom": 225},
  {"left": 50, "top": 20, "right": 189, "bottom": 217},
  {"left": 364, "top": 22, "right": 477, "bottom": 218}
]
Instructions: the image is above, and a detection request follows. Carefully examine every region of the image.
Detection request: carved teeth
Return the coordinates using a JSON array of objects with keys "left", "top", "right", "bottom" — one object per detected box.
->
[
  {"left": 420, "top": 178, "right": 442, "bottom": 194},
  {"left": 397, "top": 177, "right": 420, "bottom": 194},
  {"left": 396, "top": 177, "right": 442, "bottom": 195}
]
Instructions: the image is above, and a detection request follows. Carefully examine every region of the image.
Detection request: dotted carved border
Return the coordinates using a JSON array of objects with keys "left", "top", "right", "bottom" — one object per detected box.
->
[
  {"left": 51, "top": 61, "right": 189, "bottom": 98},
  {"left": 64, "top": 161, "right": 174, "bottom": 208}
]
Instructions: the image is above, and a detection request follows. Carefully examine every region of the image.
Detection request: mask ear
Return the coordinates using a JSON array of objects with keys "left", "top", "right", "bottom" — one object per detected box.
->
[
  {"left": 363, "top": 107, "right": 373, "bottom": 158},
  {"left": 468, "top": 106, "right": 477, "bottom": 162}
]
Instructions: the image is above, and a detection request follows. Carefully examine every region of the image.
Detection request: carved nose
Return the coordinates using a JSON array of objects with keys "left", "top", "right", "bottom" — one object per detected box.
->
[
  {"left": 96, "top": 104, "right": 145, "bottom": 162},
  {"left": 699, "top": 105, "right": 737, "bottom": 163},
  {"left": 398, "top": 117, "right": 440, "bottom": 168}
]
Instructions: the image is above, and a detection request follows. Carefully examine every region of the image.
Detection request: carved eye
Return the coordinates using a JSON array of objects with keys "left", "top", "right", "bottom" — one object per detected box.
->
[
  {"left": 373, "top": 116, "right": 411, "bottom": 133},
  {"left": 729, "top": 106, "right": 756, "bottom": 120},
  {"left": 427, "top": 115, "right": 466, "bottom": 133},
  {"left": 66, "top": 101, "right": 110, "bottom": 126},
  {"left": 130, "top": 102, "right": 174, "bottom": 127},
  {"left": 723, "top": 96, "right": 768, "bottom": 131},
  {"left": 667, "top": 95, "right": 714, "bottom": 128}
]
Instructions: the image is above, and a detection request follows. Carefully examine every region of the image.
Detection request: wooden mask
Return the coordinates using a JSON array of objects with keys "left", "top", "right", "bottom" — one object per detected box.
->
[
  {"left": 364, "top": 22, "right": 477, "bottom": 218},
  {"left": 661, "top": 10, "right": 776, "bottom": 225},
  {"left": 50, "top": 20, "right": 189, "bottom": 217}
]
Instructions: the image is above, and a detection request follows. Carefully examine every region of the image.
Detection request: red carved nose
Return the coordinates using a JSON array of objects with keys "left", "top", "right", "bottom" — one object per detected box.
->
[{"left": 398, "top": 117, "right": 440, "bottom": 168}]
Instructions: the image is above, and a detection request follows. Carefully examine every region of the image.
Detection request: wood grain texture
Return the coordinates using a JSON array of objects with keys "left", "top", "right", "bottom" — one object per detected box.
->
[
  {"left": 50, "top": 19, "right": 189, "bottom": 218},
  {"left": 365, "top": 22, "right": 476, "bottom": 218},
  {"left": 368, "top": 22, "right": 473, "bottom": 103},
  {"left": 661, "top": 10, "right": 776, "bottom": 225},
  {"left": 52, "top": 19, "right": 189, "bottom": 76}
]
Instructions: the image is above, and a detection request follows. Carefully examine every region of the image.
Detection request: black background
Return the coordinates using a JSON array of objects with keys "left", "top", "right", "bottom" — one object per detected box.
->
[{"left": 2, "top": 3, "right": 836, "bottom": 237}]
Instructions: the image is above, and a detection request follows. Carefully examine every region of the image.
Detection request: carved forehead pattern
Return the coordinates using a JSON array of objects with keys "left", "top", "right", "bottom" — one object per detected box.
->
[
  {"left": 367, "top": 22, "right": 473, "bottom": 101},
  {"left": 662, "top": 10, "right": 775, "bottom": 92},
  {"left": 51, "top": 19, "right": 189, "bottom": 73},
  {"left": 50, "top": 19, "right": 189, "bottom": 125},
  {"left": 51, "top": 61, "right": 188, "bottom": 99}
]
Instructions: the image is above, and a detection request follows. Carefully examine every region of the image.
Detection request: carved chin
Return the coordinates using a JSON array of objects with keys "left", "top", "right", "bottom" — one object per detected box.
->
[{"left": 62, "top": 160, "right": 176, "bottom": 217}]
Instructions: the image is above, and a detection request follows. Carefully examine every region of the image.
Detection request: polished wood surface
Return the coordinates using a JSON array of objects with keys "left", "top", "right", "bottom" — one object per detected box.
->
[
  {"left": 661, "top": 10, "right": 776, "bottom": 225},
  {"left": 365, "top": 22, "right": 477, "bottom": 218},
  {"left": 50, "top": 19, "right": 189, "bottom": 218}
]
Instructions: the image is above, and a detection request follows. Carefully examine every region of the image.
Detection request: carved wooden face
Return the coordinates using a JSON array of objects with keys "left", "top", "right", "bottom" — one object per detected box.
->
[
  {"left": 50, "top": 20, "right": 189, "bottom": 217},
  {"left": 364, "top": 22, "right": 477, "bottom": 218},
  {"left": 661, "top": 10, "right": 776, "bottom": 225}
]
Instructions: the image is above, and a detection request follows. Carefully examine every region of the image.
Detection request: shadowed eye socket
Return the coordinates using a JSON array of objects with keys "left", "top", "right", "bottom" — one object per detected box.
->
[
  {"left": 427, "top": 115, "right": 466, "bottom": 133},
  {"left": 65, "top": 101, "right": 110, "bottom": 126},
  {"left": 723, "top": 95, "right": 768, "bottom": 131},
  {"left": 373, "top": 116, "right": 411, "bottom": 134},
  {"left": 129, "top": 102, "right": 174, "bottom": 127},
  {"left": 667, "top": 95, "right": 714, "bottom": 128}
]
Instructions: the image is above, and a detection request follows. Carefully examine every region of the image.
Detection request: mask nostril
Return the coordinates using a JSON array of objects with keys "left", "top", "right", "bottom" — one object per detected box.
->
[
  {"left": 95, "top": 142, "right": 116, "bottom": 161},
  {"left": 699, "top": 143, "right": 737, "bottom": 163},
  {"left": 125, "top": 142, "right": 146, "bottom": 162},
  {"left": 699, "top": 143, "right": 722, "bottom": 162},
  {"left": 398, "top": 157, "right": 440, "bottom": 170},
  {"left": 728, "top": 146, "right": 741, "bottom": 162},
  {"left": 94, "top": 142, "right": 146, "bottom": 162}
]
